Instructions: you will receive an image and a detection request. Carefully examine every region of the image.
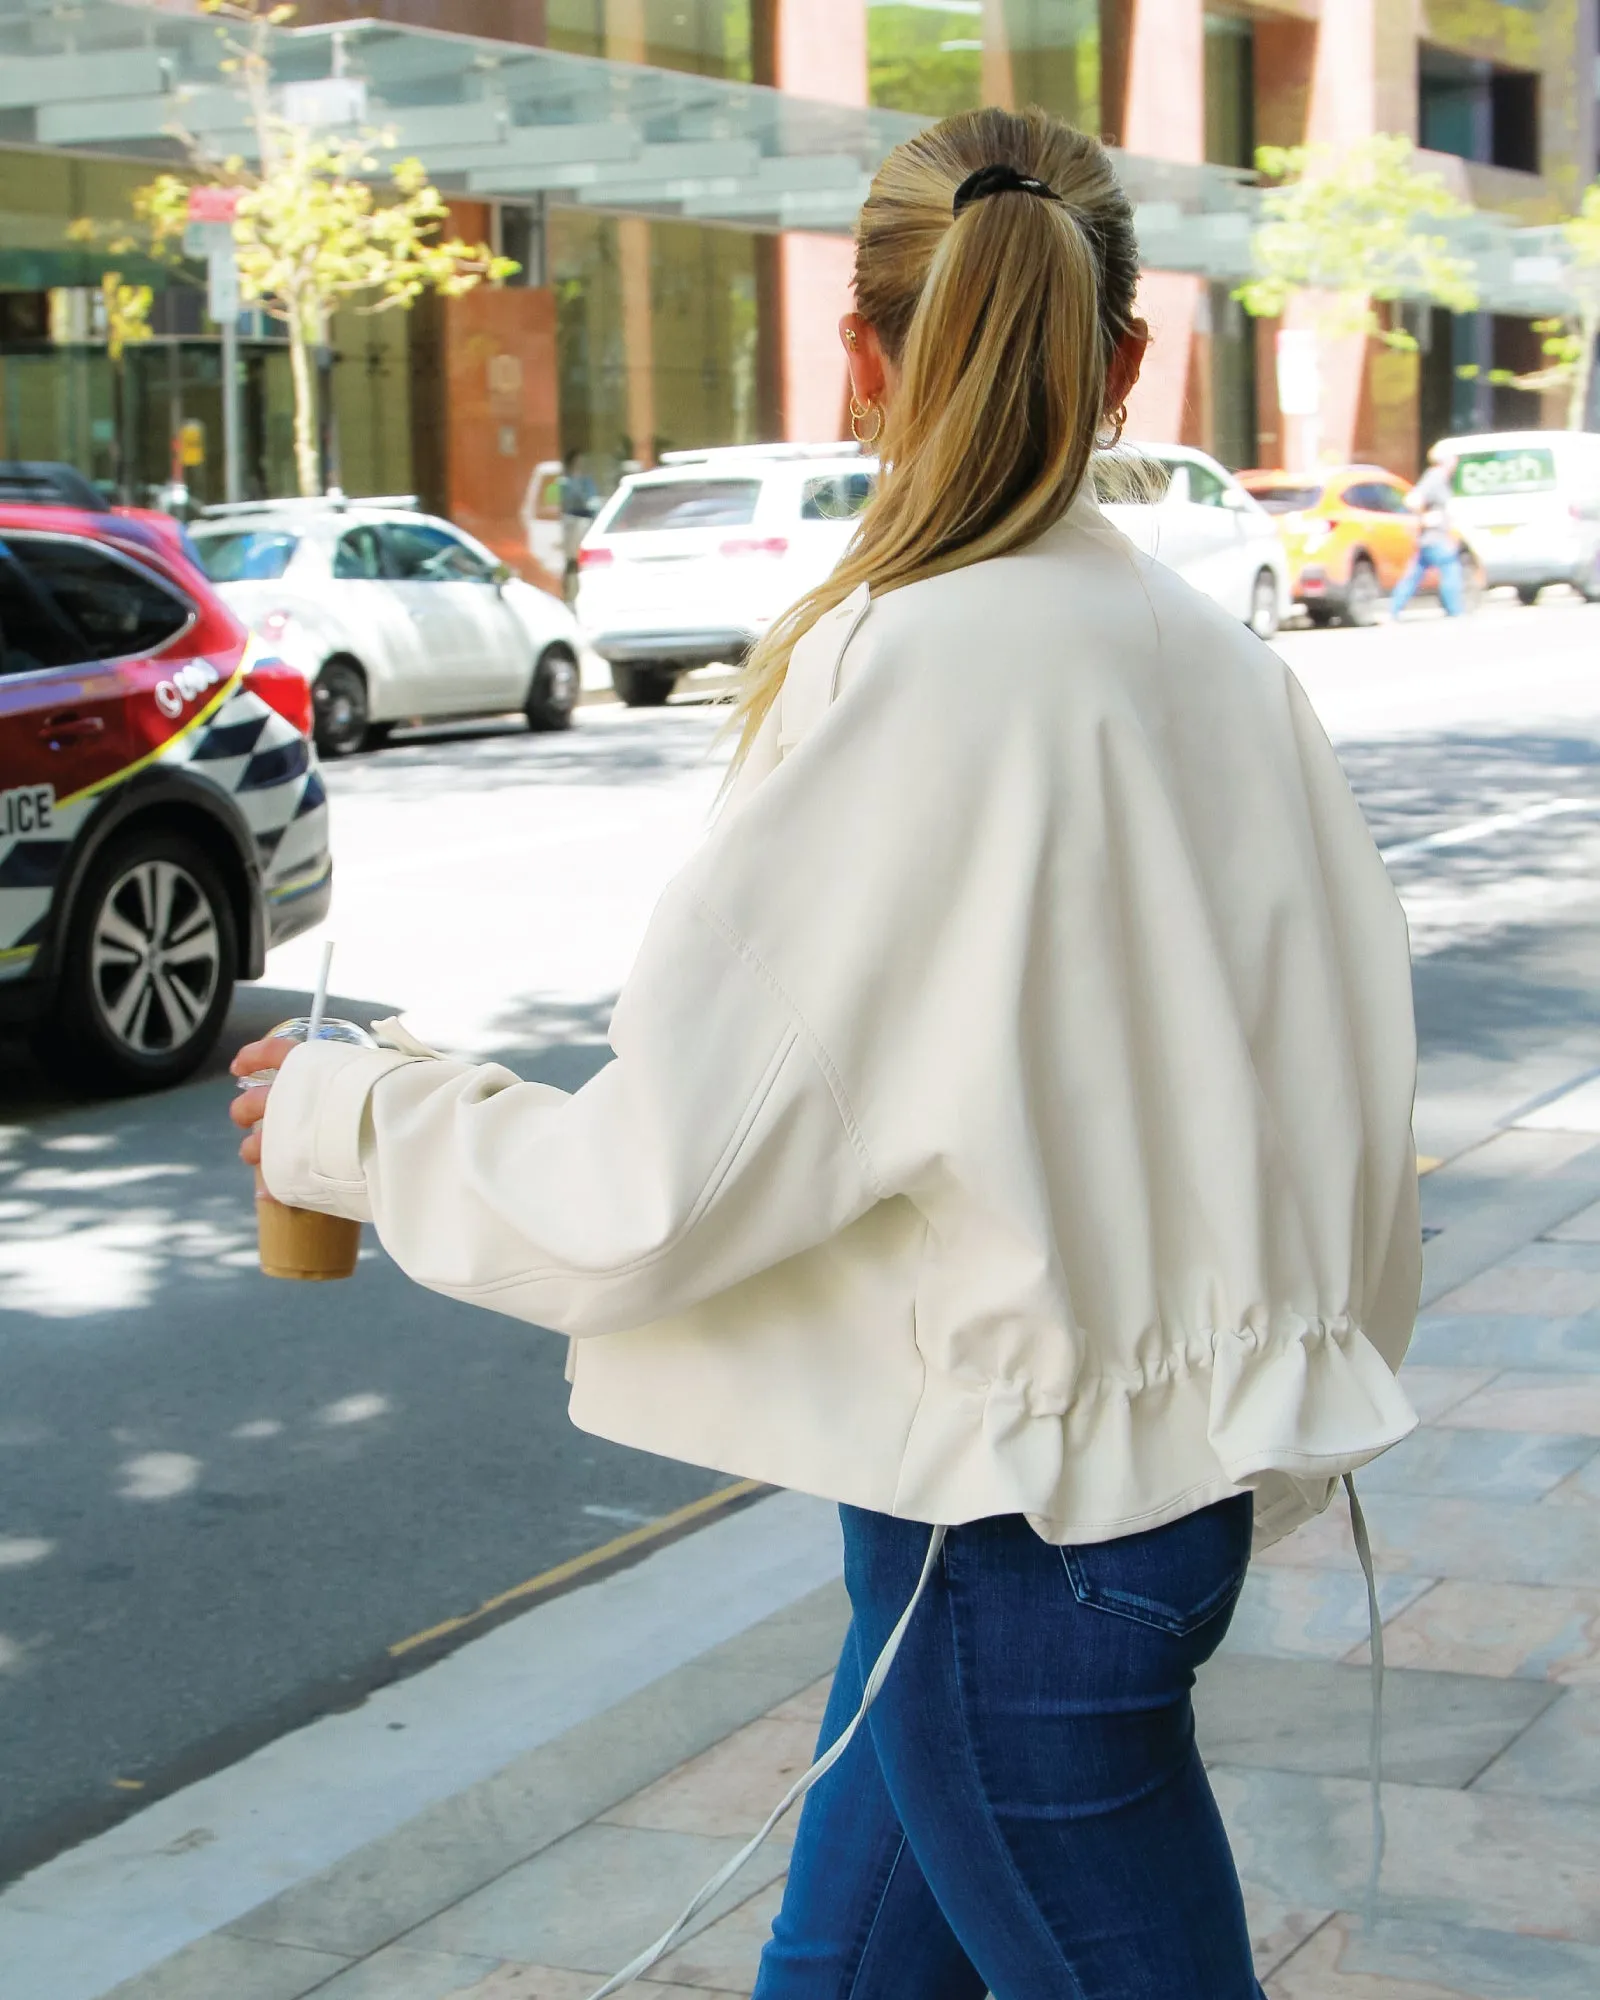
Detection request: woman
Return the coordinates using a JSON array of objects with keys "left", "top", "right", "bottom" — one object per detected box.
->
[{"left": 233, "top": 108, "right": 1419, "bottom": 1998}]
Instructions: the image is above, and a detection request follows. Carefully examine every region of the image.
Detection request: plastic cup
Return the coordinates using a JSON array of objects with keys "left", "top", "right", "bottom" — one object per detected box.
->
[{"left": 242, "top": 1017, "right": 376, "bottom": 1282}]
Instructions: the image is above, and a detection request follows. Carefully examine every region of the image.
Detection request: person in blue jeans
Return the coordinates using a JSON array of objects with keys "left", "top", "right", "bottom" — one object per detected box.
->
[
  {"left": 235, "top": 103, "right": 1421, "bottom": 2000},
  {"left": 755, "top": 1502, "right": 1264, "bottom": 1998},
  {"left": 1390, "top": 451, "right": 1465, "bottom": 616}
]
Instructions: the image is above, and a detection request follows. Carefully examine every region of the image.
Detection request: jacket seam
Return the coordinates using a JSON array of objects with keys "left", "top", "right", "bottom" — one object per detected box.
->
[
  {"left": 682, "top": 887, "right": 887, "bottom": 1203},
  {"left": 429, "top": 1025, "right": 803, "bottom": 1299}
]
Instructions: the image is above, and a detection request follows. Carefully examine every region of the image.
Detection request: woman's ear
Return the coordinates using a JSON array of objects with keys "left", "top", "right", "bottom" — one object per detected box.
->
[
  {"left": 1105, "top": 318, "right": 1150, "bottom": 414},
  {"left": 840, "top": 312, "right": 891, "bottom": 408}
]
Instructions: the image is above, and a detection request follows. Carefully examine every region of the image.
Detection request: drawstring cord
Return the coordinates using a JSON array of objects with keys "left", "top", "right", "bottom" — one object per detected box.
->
[
  {"left": 586, "top": 1484, "right": 1388, "bottom": 1995},
  {"left": 584, "top": 1523, "right": 948, "bottom": 1999},
  {"left": 1343, "top": 1472, "right": 1386, "bottom": 1930}
]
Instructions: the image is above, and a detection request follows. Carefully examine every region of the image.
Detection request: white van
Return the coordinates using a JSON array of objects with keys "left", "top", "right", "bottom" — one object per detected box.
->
[{"left": 1434, "top": 430, "right": 1600, "bottom": 603}]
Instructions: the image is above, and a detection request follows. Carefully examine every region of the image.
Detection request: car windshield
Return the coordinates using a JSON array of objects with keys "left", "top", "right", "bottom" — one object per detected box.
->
[
  {"left": 608, "top": 479, "right": 761, "bottom": 532},
  {"left": 1241, "top": 484, "right": 1323, "bottom": 514},
  {"left": 192, "top": 529, "right": 299, "bottom": 581}
]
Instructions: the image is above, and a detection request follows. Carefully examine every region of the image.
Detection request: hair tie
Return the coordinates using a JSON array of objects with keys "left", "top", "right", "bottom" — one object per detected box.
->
[{"left": 952, "top": 163, "right": 1062, "bottom": 216}]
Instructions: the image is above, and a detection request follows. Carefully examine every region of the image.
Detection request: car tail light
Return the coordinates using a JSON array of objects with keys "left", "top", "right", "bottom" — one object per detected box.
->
[
  {"left": 245, "top": 658, "right": 314, "bottom": 737},
  {"left": 720, "top": 536, "right": 790, "bottom": 557},
  {"left": 577, "top": 545, "right": 613, "bottom": 568}
]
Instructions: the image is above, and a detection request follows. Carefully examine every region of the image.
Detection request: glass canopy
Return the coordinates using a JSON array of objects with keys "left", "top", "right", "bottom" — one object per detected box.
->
[{"left": 0, "top": 0, "right": 1576, "bottom": 314}]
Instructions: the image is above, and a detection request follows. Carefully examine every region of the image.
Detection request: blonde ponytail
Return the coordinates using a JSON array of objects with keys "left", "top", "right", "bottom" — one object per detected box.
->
[{"left": 731, "top": 107, "right": 1139, "bottom": 768}]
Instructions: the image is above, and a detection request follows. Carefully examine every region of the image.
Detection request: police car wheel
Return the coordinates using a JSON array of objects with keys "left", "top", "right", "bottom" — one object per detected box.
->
[
  {"left": 527, "top": 644, "right": 578, "bottom": 732},
  {"left": 314, "top": 661, "right": 370, "bottom": 757},
  {"left": 38, "top": 832, "right": 238, "bottom": 1095}
]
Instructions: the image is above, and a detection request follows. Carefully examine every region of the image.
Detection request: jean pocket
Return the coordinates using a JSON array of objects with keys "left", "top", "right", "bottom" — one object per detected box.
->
[{"left": 1060, "top": 1493, "right": 1253, "bottom": 1637}]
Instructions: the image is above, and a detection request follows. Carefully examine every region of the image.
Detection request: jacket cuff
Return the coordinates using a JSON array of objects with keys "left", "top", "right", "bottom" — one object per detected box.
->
[{"left": 260, "top": 1041, "right": 421, "bottom": 1220}]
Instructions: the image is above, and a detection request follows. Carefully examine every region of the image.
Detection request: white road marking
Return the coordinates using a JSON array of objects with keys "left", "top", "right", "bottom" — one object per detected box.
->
[{"left": 1380, "top": 796, "right": 1600, "bottom": 864}]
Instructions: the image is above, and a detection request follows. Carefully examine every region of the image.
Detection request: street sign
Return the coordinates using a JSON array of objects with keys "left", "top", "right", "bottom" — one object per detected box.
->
[
  {"left": 186, "top": 185, "right": 241, "bottom": 224},
  {"left": 206, "top": 241, "right": 240, "bottom": 324}
]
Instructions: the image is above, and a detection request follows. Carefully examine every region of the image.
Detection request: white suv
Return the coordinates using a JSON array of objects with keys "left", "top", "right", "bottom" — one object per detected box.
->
[{"left": 575, "top": 446, "right": 876, "bottom": 705}]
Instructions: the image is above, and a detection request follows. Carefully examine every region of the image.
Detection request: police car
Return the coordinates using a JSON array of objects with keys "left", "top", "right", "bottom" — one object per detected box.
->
[{"left": 0, "top": 468, "right": 331, "bottom": 1092}]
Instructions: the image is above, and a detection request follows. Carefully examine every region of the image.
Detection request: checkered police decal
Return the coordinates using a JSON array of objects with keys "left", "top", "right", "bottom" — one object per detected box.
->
[{"left": 0, "top": 683, "right": 330, "bottom": 982}]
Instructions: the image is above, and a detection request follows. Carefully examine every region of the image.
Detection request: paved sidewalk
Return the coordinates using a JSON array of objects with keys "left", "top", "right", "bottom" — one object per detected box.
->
[{"left": 11, "top": 1170, "right": 1600, "bottom": 1997}]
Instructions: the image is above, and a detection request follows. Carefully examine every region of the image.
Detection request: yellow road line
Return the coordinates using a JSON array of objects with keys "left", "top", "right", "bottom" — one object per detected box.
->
[
  {"left": 388, "top": 1478, "right": 765, "bottom": 1660},
  {"left": 56, "top": 672, "right": 242, "bottom": 811},
  {"left": 1418, "top": 1155, "right": 1444, "bottom": 1176}
]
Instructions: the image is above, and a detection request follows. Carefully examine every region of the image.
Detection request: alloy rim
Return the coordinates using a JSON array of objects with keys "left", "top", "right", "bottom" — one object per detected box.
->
[{"left": 90, "top": 860, "right": 220, "bottom": 1055}]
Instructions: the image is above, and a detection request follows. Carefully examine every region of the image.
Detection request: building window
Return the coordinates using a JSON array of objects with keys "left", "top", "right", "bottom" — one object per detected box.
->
[
  {"left": 1203, "top": 14, "right": 1255, "bottom": 171},
  {"left": 1419, "top": 45, "right": 1539, "bottom": 175}
]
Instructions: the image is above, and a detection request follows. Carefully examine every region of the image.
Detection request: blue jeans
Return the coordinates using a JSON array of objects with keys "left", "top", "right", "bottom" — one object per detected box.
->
[
  {"left": 754, "top": 1499, "right": 1261, "bottom": 2000},
  {"left": 1390, "top": 535, "right": 1464, "bottom": 616}
]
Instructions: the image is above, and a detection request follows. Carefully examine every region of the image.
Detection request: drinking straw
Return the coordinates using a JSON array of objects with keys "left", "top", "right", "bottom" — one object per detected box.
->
[{"left": 307, "top": 940, "right": 334, "bottom": 1044}]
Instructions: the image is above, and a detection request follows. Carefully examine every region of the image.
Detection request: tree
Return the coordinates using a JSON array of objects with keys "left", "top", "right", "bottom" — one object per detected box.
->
[
  {"left": 1235, "top": 134, "right": 1480, "bottom": 351},
  {"left": 1457, "top": 185, "right": 1600, "bottom": 429},
  {"left": 133, "top": 0, "right": 515, "bottom": 496}
]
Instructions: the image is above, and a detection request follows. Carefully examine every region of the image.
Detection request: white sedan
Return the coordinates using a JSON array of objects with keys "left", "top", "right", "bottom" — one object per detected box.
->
[
  {"left": 1095, "top": 445, "right": 1290, "bottom": 640},
  {"left": 190, "top": 502, "right": 583, "bottom": 755}
]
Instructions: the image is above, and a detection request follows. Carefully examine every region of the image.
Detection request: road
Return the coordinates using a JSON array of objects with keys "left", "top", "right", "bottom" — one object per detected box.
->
[{"left": 4, "top": 592, "right": 1600, "bottom": 1882}]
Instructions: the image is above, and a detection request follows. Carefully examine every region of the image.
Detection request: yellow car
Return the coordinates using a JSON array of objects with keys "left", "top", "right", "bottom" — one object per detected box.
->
[{"left": 1238, "top": 465, "right": 1420, "bottom": 626}]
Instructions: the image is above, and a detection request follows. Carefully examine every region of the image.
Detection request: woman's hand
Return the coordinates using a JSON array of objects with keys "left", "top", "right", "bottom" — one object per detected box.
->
[{"left": 228, "top": 1037, "right": 297, "bottom": 1167}]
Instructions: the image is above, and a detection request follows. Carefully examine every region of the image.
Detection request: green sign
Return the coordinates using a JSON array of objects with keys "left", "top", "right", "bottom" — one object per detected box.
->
[{"left": 1454, "top": 448, "right": 1556, "bottom": 497}]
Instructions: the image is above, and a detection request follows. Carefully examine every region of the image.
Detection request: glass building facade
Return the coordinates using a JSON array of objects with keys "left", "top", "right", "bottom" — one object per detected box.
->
[{"left": 0, "top": 0, "right": 1590, "bottom": 584}]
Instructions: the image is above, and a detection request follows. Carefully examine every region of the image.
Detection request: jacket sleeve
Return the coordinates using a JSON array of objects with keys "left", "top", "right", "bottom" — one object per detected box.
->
[{"left": 259, "top": 882, "right": 883, "bottom": 1338}]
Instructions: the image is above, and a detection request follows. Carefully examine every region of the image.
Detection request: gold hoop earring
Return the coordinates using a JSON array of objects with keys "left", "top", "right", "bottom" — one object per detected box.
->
[
  {"left": 850, "top": 395, "right": 883, "bottom": 446},
  {"left": 1103, "top": 401, "right": 1128, "bottom": 447}
]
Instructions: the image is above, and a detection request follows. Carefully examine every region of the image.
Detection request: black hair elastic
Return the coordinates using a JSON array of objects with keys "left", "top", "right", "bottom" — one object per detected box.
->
[{"left": 952, "top": 163, "right": 1062, "bottom": 216}]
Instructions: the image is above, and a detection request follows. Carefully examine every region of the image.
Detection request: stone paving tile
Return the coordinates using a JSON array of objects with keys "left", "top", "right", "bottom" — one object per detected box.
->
[
  {"left": 304, "top": 1945, "right": 504, "bottom": 1999},
  {"left": 655, "top": 1877, "right": 783, "bottom": 1990},
  {"left": 1196, "top": 1658, "right": 1558, "bottom": 1787},
  {"left": 434, "top": 1967, "right": 740, "bottom": 1998},
  {"left": 1505, "top": 1240, "right": 1600, "bottom": 1271},
  {"left": 1546, "top": 1200, "right": 1600, "bottom": 1244},
  {"left": 1352, "top": 1580, "right": 1600, "bottom": 1682},
  {"left": 1437, "top": 1372, "right": 1600, "bottom": 1435},
  {"left": 1354, "top": 1424, "right": 1596, "bottom": 1500},
  {"left": 1392, "top": 1367, "right": 1498, "bottom": 1422},
  {"left": 1266, "top": 1912, "right": 1600, "bottom": 1999},
  {"left": 1261, "top": 1485, "right": 1600, "bottom": 1581},
  {"left": 1221, "top": 1567, "right": 1436, "bottom": 1658},
  {"left": 1545, "top": 1451, "right": 1600, "bottom": 1505},
  {"left": 1430, "top": 1264, "right": 1600, "bottom": 1316},
  {"left": 764, "top": 1676, "right": 830, "bottom": 1726},
  {"left": 1405, "top": 1314, "right": 1600, "bottom": 1372},
  {"left": 1217, "top": 1769, "right": 1600, "bottom": 1939},
  {"left": 1473, "top": 1685, "right": 1600, "bottom": 1801},
  {"left": 102, "top": 1933, "right": 349, "bottom": 2000},
  {"left": 407, "top": 1822, "right": 791, "bottom": 1974},
  {"left": 601, "top": 1713, "right": 819, "bottom": 1839},
  {"left": 1246, "top": 1892, "right": 1334, "bottom": 1981}
]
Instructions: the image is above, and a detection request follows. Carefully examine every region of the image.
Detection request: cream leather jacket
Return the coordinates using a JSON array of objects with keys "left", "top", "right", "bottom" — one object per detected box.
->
[{"left": 262, "top": 492, "right": 1420, "bottom": 1549}]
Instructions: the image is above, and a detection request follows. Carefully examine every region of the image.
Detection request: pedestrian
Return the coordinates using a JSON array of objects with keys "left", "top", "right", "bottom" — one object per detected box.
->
[
  {"left": 1390, "top": 444, "right": 1466, "bottom": 617},
  {"left": 231, "top": 105, "right": 1420, "bottom": 1999}
]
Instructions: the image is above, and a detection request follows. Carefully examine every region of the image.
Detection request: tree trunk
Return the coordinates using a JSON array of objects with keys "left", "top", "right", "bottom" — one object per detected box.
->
[
  {"left": 287, "top": 312, "right": 320, "bottom": 497},
  {"left": 1569, "top": 310, "right": 1598, "bottom": 431}
]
